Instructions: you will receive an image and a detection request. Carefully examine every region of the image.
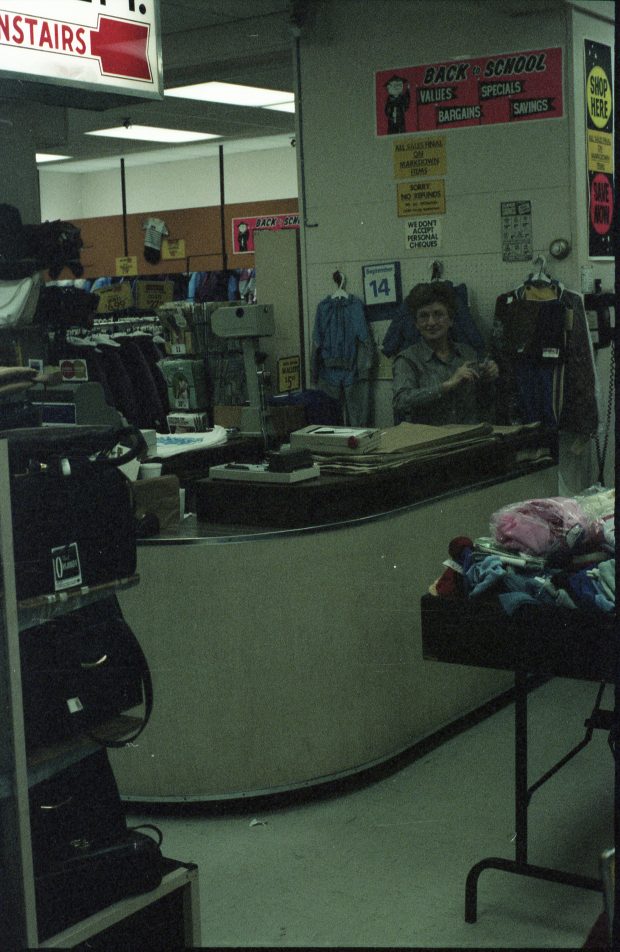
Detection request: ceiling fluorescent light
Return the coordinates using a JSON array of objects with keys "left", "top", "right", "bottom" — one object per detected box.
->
[
  {"left": 263, "top": 102, "right": 296, "bottom": 113},
  {"left": 86, "top": 125, "right": 219, "bottom": 143},
  {"left": 165, "top": 81, "right": 294, "bottom": 108},
  {"left": 36, "top": 153, "right": 72, "bottom": 163}
]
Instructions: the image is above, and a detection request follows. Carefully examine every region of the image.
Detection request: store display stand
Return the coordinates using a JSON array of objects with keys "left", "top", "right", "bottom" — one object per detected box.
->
[{"left": 0, "top": 439, "right": 201, "bottom": 949}]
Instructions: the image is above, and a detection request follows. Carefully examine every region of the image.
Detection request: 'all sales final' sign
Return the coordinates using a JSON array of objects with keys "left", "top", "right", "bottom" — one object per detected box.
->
[{"left": 0, "top": 0, "right": 163, "bottom": 98}]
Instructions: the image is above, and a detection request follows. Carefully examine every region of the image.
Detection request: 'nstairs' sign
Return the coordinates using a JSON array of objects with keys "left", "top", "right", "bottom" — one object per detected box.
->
[{"left": 0, "top": 0, "right": 163, "bottom": 98}]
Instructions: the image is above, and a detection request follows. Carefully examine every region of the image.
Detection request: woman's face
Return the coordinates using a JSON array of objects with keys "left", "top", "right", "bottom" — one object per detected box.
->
[{"left": 415, "top": 300, "right": 452, "bottom": 348}]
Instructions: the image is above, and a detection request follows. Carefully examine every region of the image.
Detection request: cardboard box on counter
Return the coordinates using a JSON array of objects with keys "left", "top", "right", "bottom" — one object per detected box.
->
[
  {"left": 132, "top": 475, "right": 180, "bottom": 531},
  {"left": 167, "top": 412, "right": 210, "bottom": 433},
  {"left": 270, "top": 405, "right": 307, "bottom": 440},
  {"left": 213, "top": 404, "right": 306, "bottom": 437},
  {"left": 213, "top": 405, "right": 243, "bottom": 428}
]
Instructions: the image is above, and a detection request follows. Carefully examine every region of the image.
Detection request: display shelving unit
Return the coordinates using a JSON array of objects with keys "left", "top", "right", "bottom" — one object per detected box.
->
[{"left": 0, "top": 439, "right": 201, "bottom": 948}]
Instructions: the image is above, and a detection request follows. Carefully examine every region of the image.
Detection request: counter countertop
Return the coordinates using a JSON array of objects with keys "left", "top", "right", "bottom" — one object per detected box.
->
[{"left": 143, "top": 454, "right": 557, "bottom": 544}]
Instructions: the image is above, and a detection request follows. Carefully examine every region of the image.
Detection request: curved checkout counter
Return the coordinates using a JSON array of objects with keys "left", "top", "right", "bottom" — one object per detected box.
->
[{"left": 110, "top": 428, "right": 559, "bottom": 802}]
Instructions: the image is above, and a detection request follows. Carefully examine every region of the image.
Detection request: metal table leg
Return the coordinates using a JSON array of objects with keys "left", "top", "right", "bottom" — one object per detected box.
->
[{"left": 465, "top": 672, "right": 603, "bottom": 923}]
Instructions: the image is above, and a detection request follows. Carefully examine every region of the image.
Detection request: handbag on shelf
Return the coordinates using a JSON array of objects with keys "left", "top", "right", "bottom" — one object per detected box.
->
[
  {"left": 29, "top": 746, "right": 164, "bottom": 940},
  {"left": 3, "top": 425, "right": 147, "bottom": 601},
  {"left": 21, "top": 596, "right": 153, "bottom": 750},
  {"left": 29, "top": 747, "right": 128, "bottom": 873},
  {"left": 0, "top": 423, "right": 147, "bottom": 472},
  {"left": 35, "top": 826, "right": 165, "bottom": 941}
]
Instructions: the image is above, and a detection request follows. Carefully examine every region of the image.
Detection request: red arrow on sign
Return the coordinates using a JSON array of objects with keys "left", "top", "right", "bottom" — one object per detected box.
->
[{"left": 90, "top": 17, "right": 151, "bottom": 82}]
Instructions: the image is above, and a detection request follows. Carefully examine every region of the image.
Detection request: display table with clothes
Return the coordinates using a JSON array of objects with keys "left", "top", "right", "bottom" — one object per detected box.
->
[
  {"left": 420, "top": 485, "right": 616, "bottom": 927},
  {"left": 110, "top": 456, "right": 560, "bottom": 803}
]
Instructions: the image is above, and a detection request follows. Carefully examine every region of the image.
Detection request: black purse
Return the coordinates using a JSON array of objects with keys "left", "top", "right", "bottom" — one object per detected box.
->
[
  {"left": 35, "top": 827, "right": 165, "bottom": 941},
  {"left": 3, "top": 425, "right": 146, "bottom": 602},
  {"left": 29, "top": 748, "right": 128, "bottom": 873},
  {"left": 21, "top": 596, "right": 153, "bottom": 750}
]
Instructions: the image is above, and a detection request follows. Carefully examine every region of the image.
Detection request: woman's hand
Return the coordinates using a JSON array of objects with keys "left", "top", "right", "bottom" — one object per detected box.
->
[
  {"left": 479, "top": 359, "right": 499, "bottom": 381},
  {"left": 442, "top": 363, "right": 479, "bottom": 392}
]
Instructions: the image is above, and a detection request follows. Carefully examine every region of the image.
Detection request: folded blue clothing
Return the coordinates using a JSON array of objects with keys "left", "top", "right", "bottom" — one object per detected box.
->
[
  {"left": 498, "top": 591, "right": 540, "bottom": 615},
  {"left": 465, "top": 553, "right": 613, "bottom": 615},
  {"left": 464, "top": 556, "right": 507, "bottom": 596},
  {"left": 568, "top": 569, "right": 601, "bottom": 610},
  {"left": 589, "top": 558, "right": 615, "bottom": 601},
  {"left": 594, "top": 592, "right": 615, "bottom": 613}
]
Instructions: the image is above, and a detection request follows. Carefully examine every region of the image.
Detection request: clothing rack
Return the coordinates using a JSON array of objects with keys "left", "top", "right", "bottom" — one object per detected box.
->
[{"left": 90, "top": 315, "right": 161, "bottom": 331}]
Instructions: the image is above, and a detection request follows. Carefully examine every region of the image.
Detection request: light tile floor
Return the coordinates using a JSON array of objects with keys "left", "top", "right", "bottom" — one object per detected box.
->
[{"left": 129, "top": 678, "right": 614, "bottom": 948}]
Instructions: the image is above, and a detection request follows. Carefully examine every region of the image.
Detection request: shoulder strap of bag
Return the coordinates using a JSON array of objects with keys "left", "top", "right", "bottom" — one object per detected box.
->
[
  {"left": 88, "top": 596, "right": 153, "bottom": 749},
  {"left": 0, "top": 424, "right": 148, "bottom": 472},
  {"left": 89, "top": 624, "right": 153, "bottom": 749}
]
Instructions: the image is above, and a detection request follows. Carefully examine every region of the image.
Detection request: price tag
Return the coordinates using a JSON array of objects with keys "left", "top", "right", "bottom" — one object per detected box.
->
[
  {"left": 115, "top": 256, "right": 138, "bottom": 276},
  {"left": 51, "top": 542, "right": 82, "bottom": 592},
  {"left": 95, "top": 283, "right": 133, "bottom": 314},
  {"left": 135, "top": 280, "right": 174, "bottom": 310},
  {"left": 162, "top": 238, "right": 186, "bottom": 260},
  {"left": 277, "top": 355, "right": 301, "bottom": 392}
]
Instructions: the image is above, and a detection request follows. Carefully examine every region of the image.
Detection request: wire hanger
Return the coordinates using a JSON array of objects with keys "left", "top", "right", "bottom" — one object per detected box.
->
[
  {"left": 331, "top": 269, "right": 348, "bottom": 299},
  {"left": 525, "top": 254, "right": 552, "bottom": 286},
  {"left": 431, "top": 261, "right": 443, "bottom": 282}
]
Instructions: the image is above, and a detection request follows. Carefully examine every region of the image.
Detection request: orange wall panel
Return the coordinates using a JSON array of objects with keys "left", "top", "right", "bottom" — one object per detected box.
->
[{"left": 66, "top": 198, "right": 299, "bottom": 279}]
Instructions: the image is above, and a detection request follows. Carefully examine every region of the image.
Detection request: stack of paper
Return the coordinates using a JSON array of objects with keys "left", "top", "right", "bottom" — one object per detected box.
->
[{"left": 310, "top": 422, "right": 495, "bottom": 476}]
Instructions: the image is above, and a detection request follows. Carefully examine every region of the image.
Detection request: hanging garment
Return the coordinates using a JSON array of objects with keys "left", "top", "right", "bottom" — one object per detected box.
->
[
  {"left": 90, "top": 276, "right": 113, "bottom": 293},
  {"left": 116, "top": 338, "right": 166, "bottom": 430},
  {"left": 238, "top": 269, "right": 256, "bottom": 302},
  {"left": 96, "top": 342, "right": 140, "bottom": 425},
  {"left": 492, "top": 297, "right": 566, "bottom": 426},
  {"left": 187, "top": 271, "right": 203, "bottom": 302},
  {"left": 311, "top": 294, "right": 373, "bottom": 426},
  {"left": 132, "top": 335, "right": 171, "bottom": 418},
  {"left": 382, "top": 282, "right": 486, "bottom": 357},
  {"left": 556, "top": 288, "right": 600, "bottom": 436},
  {"left": 490, "top": 287, "right": 599, "bottom": 437},
  {"left": 193, "top": 271, "right": 235, "bottom": 302},
  {"left": 59, "top": 341, "right": 115, "bottom": 408},
  {"left": 142, "top": 217, "right": 169, "bottom": 264}
]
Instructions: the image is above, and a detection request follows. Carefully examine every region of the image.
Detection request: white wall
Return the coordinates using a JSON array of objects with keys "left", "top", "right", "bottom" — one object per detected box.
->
[
  {"left": 295, "top": 0, "right": 615, "bottom": 438},
  {"left": 39, "top": 135, "right": 298, "bottom": 221}
]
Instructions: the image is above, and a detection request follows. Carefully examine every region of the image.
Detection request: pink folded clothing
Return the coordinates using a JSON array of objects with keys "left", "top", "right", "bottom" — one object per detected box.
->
[{"left": 491, "top": 496, "right": 599, "bottom": 555}]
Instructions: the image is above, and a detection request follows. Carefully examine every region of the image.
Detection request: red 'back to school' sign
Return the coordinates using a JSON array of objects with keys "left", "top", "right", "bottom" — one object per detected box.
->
[{"left": 375, "top": 47, "right": 563, "bottom": 136}]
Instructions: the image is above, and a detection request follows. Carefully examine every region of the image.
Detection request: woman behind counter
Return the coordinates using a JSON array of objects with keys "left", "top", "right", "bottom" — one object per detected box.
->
[{"left": 392, "top": 282, "right": 499, "bottom": 425}]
